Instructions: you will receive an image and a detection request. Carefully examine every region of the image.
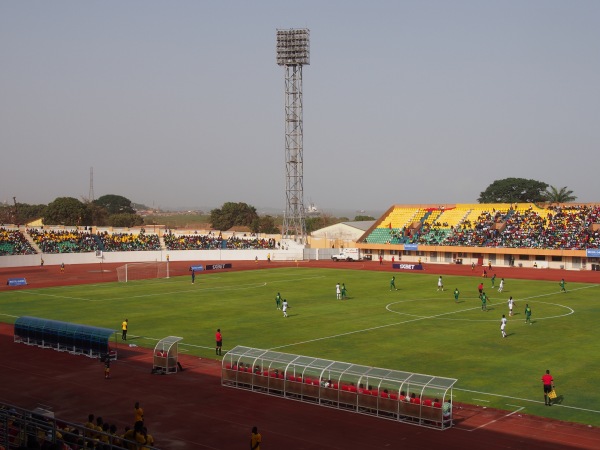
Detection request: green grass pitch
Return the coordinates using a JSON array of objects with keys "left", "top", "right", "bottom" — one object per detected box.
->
[{"left": 1, "top": 267, "right": 599, "bottom": 426}]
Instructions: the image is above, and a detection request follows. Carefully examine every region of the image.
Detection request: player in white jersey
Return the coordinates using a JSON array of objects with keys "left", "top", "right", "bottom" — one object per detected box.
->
[{"left": 282, "top": 299, "right": 289, "bottom": 317}]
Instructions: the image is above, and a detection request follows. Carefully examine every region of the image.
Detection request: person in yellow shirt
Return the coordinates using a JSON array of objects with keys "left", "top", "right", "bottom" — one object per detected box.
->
[
  {"left": 123, "top": 422, "right": 146, "bottom": 450},
  {"left": 134, "top": 401, "right": 144, "bottom": 424},
  {"left": 141, "top": 426, "right": 154, "bottom": 450},
  {"left": 251, "top": 426, "right": 262, "bottom": 450},
  {"left": 122, "top": 319, "right": 128, "bottom": 340}
]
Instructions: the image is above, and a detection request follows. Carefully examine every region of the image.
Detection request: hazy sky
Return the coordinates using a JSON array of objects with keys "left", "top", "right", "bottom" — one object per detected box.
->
[{"left": 1, "top": 1, "right": 599, "bottom": 215}]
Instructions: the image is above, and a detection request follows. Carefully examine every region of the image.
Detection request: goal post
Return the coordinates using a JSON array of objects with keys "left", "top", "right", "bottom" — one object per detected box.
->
[{"left": 116, "top": 262, "right": 169, "bottom": 282}]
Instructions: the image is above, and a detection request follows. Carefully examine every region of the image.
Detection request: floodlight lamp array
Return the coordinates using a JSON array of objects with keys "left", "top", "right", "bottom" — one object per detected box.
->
[{"left": 276, "top": 28, "right": 310, "bottom": 66}]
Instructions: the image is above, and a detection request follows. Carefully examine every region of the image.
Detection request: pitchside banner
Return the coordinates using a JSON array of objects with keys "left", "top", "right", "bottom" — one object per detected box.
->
[
  {"left": 587, "top": 249, "right": 600, "bottom": 258},
  {"left": 205, "top": 263, "right": 232, "bottom": 271},
  {"left": 7, "top": 278, "right": 27, "bottom": 286},
  {"left": 189, "top": 265, "right": 204, "bottom": 272},
  {"left": 393, "top": 263, "right": 424, "bottom": 271}
]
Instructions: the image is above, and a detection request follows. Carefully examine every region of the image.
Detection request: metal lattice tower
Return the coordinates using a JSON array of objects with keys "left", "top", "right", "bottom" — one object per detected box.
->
[{"left": 276, "top": 29, "right": 309, "bottom": 243}]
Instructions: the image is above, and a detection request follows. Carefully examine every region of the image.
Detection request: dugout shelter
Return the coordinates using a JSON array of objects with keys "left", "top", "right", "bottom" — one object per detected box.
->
[
  {"left": 152, "top": 336, "right": 183, "bottom": 374},
  {"left": 14, "top": 316, "right": 117, "bottom": 359},
  {"left": 222, "top": 345, "right": 457, "bottom": 429}
]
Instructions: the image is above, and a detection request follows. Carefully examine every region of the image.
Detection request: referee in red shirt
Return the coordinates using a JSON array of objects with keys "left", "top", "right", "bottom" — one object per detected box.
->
[
  {"left": 215, "top": 329, "right": 222, "bottom": 356},
  {"left": 542, "top": 369, "right": 554, "bottom": 406}
]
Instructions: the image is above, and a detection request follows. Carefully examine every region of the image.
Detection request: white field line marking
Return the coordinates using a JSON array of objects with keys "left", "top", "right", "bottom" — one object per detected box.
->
[
  {"left": 127, "top": 337, "right": 215, "bottom": 352},
  {"left": 272, "top": 285, "right": 591, "bottom": 350},
  {"left": 17, "top": 282, "right": 269, "bottom": 302},
  {"left": 15, "top": 283, "right": 267, "bottom": 302},
  {"left": 273, "top": 284, "right": 593, "bottom": 351},
  {"left": 15, "top": 275, "right": 325, "bottom": 302},
  {"left": 386, "top": 285, "right": 593, "bottom": 322},
  {"left": 472, "top": 399, "right": 490, "bottom": 403},
  {"left": 469, "top": 406, "right": 525, "bottom": 431},
  {"left": 456, "top": 387, "right": 600, "bottom": 414},
  {"left": 271, "top": 304, "right": 482, "bottom": 350}
]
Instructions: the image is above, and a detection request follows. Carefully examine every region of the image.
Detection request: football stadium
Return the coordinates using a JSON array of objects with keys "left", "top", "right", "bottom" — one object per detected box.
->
[
  {"left": 3, "top": 6, "right": 600, "bottom": 447},
  {"left": 1, "top": 202, "right": 600, "bottom": 449}
]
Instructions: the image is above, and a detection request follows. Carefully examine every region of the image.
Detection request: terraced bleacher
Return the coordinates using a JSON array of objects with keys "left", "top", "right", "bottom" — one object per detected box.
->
[
  {"left": 0, "top": 228, "right": 37, "bottom": 255},
  {"left": 362, "top": 204, "right": 600, "bottom": 250},
  {"left": 99, "top": 231, "right": 161, "bottom": 251},
  {"left": 28, "top": 229, "right": 99, "bottom": 254}
]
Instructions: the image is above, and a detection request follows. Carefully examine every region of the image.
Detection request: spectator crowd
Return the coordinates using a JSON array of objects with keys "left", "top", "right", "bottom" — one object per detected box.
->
[
  {"left": 0, "top": 228, "right": 36, "bottom": 255},
  {"left": 1, "top": 205, "right": 599, "bottom": 257}
]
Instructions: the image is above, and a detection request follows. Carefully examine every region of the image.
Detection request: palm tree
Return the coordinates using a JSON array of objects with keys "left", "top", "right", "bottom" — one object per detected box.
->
[{"left": 544, "top": 186, "right": 577, "bottom": 204}]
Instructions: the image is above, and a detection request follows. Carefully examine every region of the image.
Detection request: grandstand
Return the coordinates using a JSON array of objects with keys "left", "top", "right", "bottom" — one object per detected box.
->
[
  {"left": 0, "top": 228, "right": 36, "bottom": 255},
  {"left": 1, "top": 203, "right": 599, "bottom": 271},
  {"left": 357, "top": 203, "right": 600, "bottom": 270}
]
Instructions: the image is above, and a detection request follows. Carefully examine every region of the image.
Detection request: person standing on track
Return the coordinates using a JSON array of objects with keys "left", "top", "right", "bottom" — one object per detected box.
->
[
  {"left": 104, "top": 354, "right": 111, "bottom": 379},
  {"left": 134, "top": 401, "right": 144, "bottom": 425},
  {"left": 121, "top": 319, "right": 128, "bottom": 340},
  {"left": 542, "top": 369, "right": 555, "bottom": 406},
  {"left": 250, "top": 426, "right": 262, "bottom": 450}
]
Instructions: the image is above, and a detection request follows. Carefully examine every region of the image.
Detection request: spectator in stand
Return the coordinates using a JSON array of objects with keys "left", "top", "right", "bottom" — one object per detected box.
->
[
  {"left": 84, "top": 414, "right": 96, "bottom": 439},
  {"left": 142, "top": 426, "right": 155, "bottom": 449},
  {"left": 123, "top": 421, "right": 147, "bottom": 449}
]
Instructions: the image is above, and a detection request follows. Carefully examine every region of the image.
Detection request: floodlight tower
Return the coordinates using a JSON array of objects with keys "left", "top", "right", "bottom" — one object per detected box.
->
[
  {"left": 89, "top": 167, "right": 95, "bottom": 202},
  {"left": 276, "top": 28, "right": 309, "bottom": 243}
]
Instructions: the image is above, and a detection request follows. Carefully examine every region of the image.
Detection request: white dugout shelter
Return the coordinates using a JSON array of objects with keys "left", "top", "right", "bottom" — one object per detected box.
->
[{"left": 222, "top": 345, "right": 457, "bottom": 430}]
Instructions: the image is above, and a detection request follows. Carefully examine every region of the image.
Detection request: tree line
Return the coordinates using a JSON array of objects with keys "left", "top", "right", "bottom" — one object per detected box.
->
[
  {"left": 0, "top": 178, "right": 578, "bottom": 230},
  {"left": 0, "top": 195, "right": 143, "bottom": 228}
]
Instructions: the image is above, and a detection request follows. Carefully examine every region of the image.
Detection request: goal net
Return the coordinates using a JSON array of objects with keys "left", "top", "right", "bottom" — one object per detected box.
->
[{"left": 116, "top": 262, "right": 169, "bottom": 282}]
